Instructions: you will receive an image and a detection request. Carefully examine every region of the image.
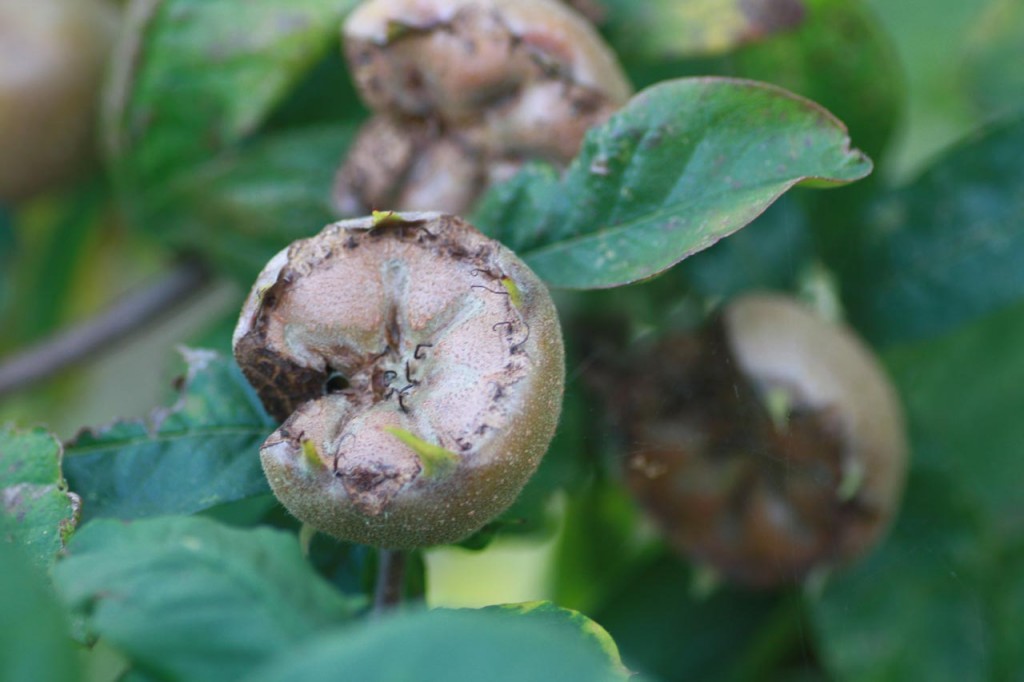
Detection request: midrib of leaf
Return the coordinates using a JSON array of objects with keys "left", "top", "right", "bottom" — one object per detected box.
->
[
  {"left": 521, "top": 181, "right": 793, "bottom": 262},
  {"left": 67, "top": 425, "right": 271, "bottom": 457}
]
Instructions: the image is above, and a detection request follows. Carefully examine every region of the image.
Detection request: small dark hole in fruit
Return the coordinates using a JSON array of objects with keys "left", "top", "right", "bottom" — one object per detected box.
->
[{"left": 325, "top": 372, "right": 350, "bottom": 394}]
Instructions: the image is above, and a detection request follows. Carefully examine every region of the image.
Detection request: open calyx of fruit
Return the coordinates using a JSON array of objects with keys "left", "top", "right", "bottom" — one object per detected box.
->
[{"left": 233, "top": 212, "right": 564, "bottom": 549}]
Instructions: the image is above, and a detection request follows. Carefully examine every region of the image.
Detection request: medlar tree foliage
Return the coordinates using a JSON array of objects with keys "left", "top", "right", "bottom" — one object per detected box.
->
[{"left": 2, "top": 0, "right": 1024, "bottom": 681}]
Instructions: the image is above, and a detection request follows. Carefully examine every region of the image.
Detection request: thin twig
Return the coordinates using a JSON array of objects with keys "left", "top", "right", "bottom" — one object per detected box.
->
[
  {"left": 373, "top": 549, "right": 407, "bottom": 616},
  {"left": 0, "top": 259, "right": 210, "bottom": 399}
]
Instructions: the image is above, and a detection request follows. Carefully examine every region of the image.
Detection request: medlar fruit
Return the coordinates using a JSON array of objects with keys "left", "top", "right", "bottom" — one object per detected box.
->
[
  {"left": 333, "top": 0, "right": 631, "bottom": 215},
  {"left": 233, "top": 212, "right": 564, "bottom": 549},
  {"left": 0, "top": 0, "right": 119, "bottom": 202},
  {"left": 615, "top": 293, "right": 908, "bottom": 587}
]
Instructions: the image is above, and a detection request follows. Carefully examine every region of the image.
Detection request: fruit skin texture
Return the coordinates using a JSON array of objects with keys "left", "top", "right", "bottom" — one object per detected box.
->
[
  {"left": 333, "top": 0, "right": 631, "bottom": 216},
  {"left": 0, "top": 0, "right": 119, "bottom": 202},
  {"left": 619, "top": 293, "right": 908, "bottom": 587},
  {"left": 233, "top": 212, "right": 564, "bottom": 549}
]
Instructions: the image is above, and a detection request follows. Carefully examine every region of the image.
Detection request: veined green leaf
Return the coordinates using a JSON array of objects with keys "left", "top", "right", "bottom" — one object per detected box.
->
[
  {"left": 106, "top": 0, "right": 357, "bottom": 197},
  {"left": 0, "top": 425, "right": 80, "bottom": 571},
  {"left": 246, "top": 607, "right": 629, "bottom": 682},
  {"left": 64, "top": 348, "right": 274, "bottom": 521},
  {"left": 842, "top": 116, "right": 1024, "bottom": 346},
  {"left": 473, "top": 77, "right": 871, "bottom": 289},
  {"left": 54, "top": 516, "right": 362, "bottom": 682},
  {"left": 0, "top": 542, "right": 81, "bottom": 682}
]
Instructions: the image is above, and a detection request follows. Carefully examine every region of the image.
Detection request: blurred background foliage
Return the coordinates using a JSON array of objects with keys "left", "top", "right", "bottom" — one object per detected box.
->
[{"left": 2, "top": 0, "right": 1023, "bottom": 680}]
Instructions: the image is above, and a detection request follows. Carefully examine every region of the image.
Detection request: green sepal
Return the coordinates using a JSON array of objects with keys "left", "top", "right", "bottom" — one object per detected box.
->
[{"left": 384, "top": 428, "right": 459, "bottom": 478}]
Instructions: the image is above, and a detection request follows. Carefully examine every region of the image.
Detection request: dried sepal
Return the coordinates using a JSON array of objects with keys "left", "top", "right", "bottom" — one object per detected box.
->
[{"left": 233, "top": 212, "right": 565, "bottom": 548}]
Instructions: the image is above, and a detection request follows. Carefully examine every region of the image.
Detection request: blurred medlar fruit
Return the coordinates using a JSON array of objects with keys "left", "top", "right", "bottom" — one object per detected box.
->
[
  {"left": 0, "top": 0, "right": 119, "bottom": 202},
  {"left": 233, "top": 212, "right": 564, "bottom": 549},
  {"left": 334, "top": 0, "right": 631, "bottom": 215},
  {"left": 612, "top": 293, "right": 908, "bottom": 588}
]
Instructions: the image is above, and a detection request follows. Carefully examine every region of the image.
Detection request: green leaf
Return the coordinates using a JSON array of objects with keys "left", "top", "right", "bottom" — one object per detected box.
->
[
  {"left": 472, "top": 77, "right": 871, "bottom": 289},
  {"left": 677, "top": 194, "right": 813, "bottom": 299},
  {"left": 64, "top": 348, "right": 274, "bottom": 522},
  {"left": 246, "top": 608, "right": 629, "bottom": 682},
  {"left": 161, "top": 125, "right": 355, "bottom": 283},
  {"left": 991, "top": 543, "right": 1024, "bottom": 680},
  {"left": 0, "top": 426, "right": 80, "bottom": 571},
  {"left": 883, "top": 302, "right": 1024, "bottom": 536},
  {"left": 600, "top": 0, "right": 806, "bottom": 59},
  {"left": 106, "top": 0, "right": 356, "bottom": 200},
  {"left": 0, "top": 184, "right": 107, "bottom": 352},
  {"left": 0, "top": 542, "right": 81, "bottom": 682},
  {"left": 592, "top": 550, "right": 791, "bottom": 681},
  {"left": 812, "top": 469, "right": 992, "bottom": 682},
  {"left": 843, "top": 116, "right": 1024, "bottom": 346},
  {"left": 53, "top": 516, "right": 362, "bottom": 682},
  {"left": 480, "top": 601, "right": 628, "bottom": 677},
  {"left": 553, "top": 480, "right": 650, "bottom": 614}
]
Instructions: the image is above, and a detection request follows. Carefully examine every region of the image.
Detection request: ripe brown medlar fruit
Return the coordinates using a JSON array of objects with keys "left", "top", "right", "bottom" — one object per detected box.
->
[
  {"left": 233, "top": 212, "right": 565, "bottom": 549},
  {"left": 333, "top": 0, "right": 631, "bottom": 216},
  {"left": 611, "top": 293, "right": 908, "bottom": 588},
  {"left": 0, "top": 0, "right": 119, "bottom": 202}
]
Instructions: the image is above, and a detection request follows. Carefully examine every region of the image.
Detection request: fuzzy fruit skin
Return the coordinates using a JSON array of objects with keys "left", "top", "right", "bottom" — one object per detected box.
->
[
  {"left": 0, "top": 0, "right": 119, "bottom": 202},
  {"left": 234, "top": 212, "right": 564, "bottom": 549},
  {"left": 333, "top": 0, "right": 631, "bottom": 216},
  {"left": 619, "top": 293, "right": 908, "bottom": 587}
]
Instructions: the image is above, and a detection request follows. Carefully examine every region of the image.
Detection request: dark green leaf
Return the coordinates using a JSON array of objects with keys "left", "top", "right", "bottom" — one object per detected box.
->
[
  {"left": 472, "top": 77, "right": 871, "bottom": 289},
  {"left": 554, "top": 480, "right": 650, "bottom": 614},
  {"left": 64, "top": 349, "right": 274, "bottom": 522},
  {"left": 0, "top": 184, "right": 107, "bottom": 352},
  {"left": 844, "top": 116, "right": 1024, "bottom": 346},
  {"left": 991, "top": 543, "right": 1024, "bottom": 680},
  {"left": 165, "top": 125, "right": 355, "bottom": 282},
  {"left": 883, "top": 302, "right": 1024, "bottom": 535},
  {"left": 106, "top": 0, "right": 356, "bottom": 197},
  {"left": 471, "top": 162, "right": 562, "bottom": 256},
  {"left": 263, "top": 50, "right": 368, "bottom": 131},
  {"left": 0, "top": 426, "right": 80, "bottom": 570},
  {"left": 593, "top": 550, "right": 792, "bottom": 682},
  {"left": 812, "top": 469, "right": 992, "bottom": 682},
  {"left": 246, "top": 607, "right": 629, "bottom": 682},
  {"left": 54, "top": 516, "right": 362, "bottom": 682},
  {"left": 600, "top": 0, "right": 806, "bottom": 60},
  {"left": 677, "top": 194, "right": 813, "bottom": 299},
  {"left": 0, "top": 542, "right": 81, "bottom": 682}
]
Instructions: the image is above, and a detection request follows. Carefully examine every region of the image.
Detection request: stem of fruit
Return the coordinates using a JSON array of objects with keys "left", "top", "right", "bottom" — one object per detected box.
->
[{"left": 373, "top": 548, "right": 407, "bottom": 615}]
